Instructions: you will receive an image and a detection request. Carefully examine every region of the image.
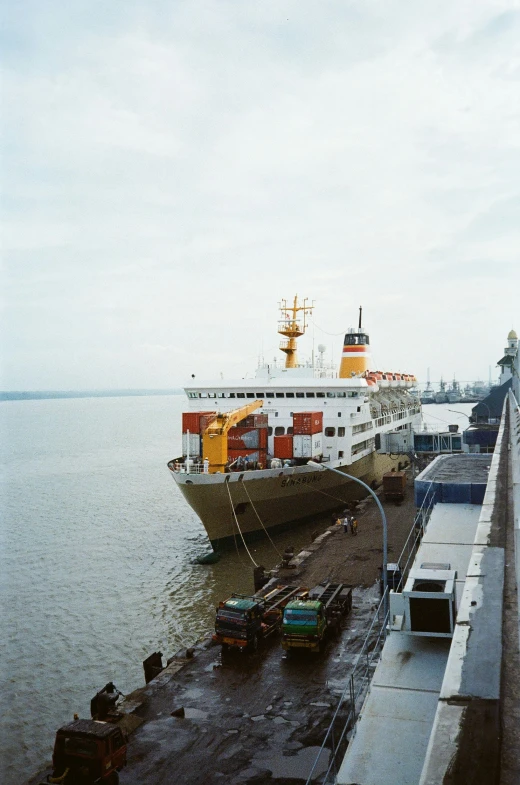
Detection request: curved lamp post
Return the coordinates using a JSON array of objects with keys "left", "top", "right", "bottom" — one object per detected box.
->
[{"left": 307, "top": 460, "right": 389, "bottom": 627}]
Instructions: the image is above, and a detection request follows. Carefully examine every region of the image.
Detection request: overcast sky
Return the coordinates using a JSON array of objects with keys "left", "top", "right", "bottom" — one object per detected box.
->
[{"left": 2, "top": 1, "right": 519, "bottom": 391}]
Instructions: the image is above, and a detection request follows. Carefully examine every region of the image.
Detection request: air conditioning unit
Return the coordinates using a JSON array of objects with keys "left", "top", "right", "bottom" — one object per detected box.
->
[
  {"left": 400, "top": 564, "right": 457, "bottom": 638},
  {"left": 376, "top": 431, "right": 409, "bottom": 454}
]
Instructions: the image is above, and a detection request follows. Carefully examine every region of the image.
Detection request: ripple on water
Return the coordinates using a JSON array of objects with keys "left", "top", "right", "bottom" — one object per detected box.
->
[{"left": 0, "top": 395, "right": 336, "bottom": 785}]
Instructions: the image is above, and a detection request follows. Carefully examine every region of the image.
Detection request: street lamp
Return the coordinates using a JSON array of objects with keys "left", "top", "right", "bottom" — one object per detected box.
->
[{"left": 307, "top": 460, "right": 389, "bottom": 627}]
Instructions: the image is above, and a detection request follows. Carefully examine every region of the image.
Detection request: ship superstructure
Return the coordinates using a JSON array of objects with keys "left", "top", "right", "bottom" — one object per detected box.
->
[{"left": 168, "top": 298, "right": 421, "bottom": 547}]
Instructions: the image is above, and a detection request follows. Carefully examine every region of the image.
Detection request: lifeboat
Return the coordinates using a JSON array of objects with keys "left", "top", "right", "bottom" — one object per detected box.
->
[
  {"left": 365, "top": 372, "right": 379, "bottom": 389},
  {"left": 379, "top": 372, "right": 391, "bottom": 389},
  {"left": 389, "top": 373, "right": 398, "bottom": 388}
]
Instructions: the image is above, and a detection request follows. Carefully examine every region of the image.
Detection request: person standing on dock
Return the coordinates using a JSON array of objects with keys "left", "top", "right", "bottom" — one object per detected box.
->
[{"left": 203, "top": 457, "right": 209, "bottom": 473}]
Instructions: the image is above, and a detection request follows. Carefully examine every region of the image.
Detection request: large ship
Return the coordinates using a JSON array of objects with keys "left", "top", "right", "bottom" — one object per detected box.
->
[{"left": 168, "top": 297, "right": 422, "bottom": 548}]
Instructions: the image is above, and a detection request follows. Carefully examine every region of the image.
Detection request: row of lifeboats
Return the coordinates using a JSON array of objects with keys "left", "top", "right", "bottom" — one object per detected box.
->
[{"left": 363, "top": 370, "right": 417, "bottom": 389}]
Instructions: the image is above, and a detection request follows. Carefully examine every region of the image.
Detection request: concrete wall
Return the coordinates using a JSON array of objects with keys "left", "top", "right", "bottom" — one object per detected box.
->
[{"left": 419, "top": 402, "right": 510, "bottom": 785}]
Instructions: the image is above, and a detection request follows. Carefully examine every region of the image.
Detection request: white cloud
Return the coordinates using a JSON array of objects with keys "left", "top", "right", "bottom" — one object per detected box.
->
[{"left": 2, "top": 0, "right": 520, "bottom": 389}]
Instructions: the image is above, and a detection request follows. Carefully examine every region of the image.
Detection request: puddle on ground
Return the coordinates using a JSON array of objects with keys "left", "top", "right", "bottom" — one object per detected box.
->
[
  {"left": 253, "top": 745, "right": 329, "bottom": 780},
  {"left": 181, "top": 687, "right": 205, "bottom": 700},
  {"left": 183, "top": 707, "right": 209, "bottom": 720}
]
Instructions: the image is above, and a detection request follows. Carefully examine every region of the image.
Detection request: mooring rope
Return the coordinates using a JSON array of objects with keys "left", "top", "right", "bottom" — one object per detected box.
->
[
  {"left": 241, "top": 481, "right": 284, "bottom": 558},
  {"left": 225, "top": 481, "right": 259, "bottom": 568}
]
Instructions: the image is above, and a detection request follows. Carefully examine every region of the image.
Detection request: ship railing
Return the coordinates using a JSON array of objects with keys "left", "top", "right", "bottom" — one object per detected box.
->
[
  {"left": 170, "top": 461, "right": 205, "bottom": 474},
  {"left": 305, "top": 493, "right": 436, "bottom": 785},
  {"left": 305, "top": 590, "right": 389, "bottom": 785}
]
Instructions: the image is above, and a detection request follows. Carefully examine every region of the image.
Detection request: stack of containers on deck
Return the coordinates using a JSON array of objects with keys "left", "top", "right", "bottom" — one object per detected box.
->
[
  {"left": 274, "top": 434, "right": 293, "bottom": 460},
  {"left": 182, "top": 412, "right": 217, "bottom": 458},
  {"left": 227, "top": 415, "right": 268, "bottom": 466},
  {"left": 292, "top": 412, "right": 323, "bottom": 459}
]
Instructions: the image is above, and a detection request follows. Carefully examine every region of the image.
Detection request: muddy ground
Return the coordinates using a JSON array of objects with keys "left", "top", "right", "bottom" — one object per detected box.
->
[{"left": 27, "top": 481, "right": 419, "bottom": 785}]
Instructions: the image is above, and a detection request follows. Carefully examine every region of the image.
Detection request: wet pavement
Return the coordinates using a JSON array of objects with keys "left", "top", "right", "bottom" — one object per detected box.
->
[{"left": 27, "top": 483, "right": 419, "bottom": 785}]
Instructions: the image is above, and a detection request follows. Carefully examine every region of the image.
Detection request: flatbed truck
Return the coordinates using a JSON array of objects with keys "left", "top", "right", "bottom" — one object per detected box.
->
[
  {"left": 282, "top": 582, "right": 352, "bottom": 653},
  {"left": 213, "top": 585, "right": 306, "bottom": 652}
]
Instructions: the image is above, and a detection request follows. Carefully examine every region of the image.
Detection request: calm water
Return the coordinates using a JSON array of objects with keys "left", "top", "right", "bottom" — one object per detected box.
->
[{"left": 0, "top": 394, "right": 338, "bottom": 784}]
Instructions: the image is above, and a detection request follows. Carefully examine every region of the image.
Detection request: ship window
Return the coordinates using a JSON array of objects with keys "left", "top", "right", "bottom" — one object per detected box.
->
[
  {"left": 268, "top": 427, "right": 273, "bottom": 436},
  {"left": 266, "top": 392, "right": 274, "bottom": 398},
  {"left": 287, "top": 426, "right": 293, "bottom": 435},
  {"left": 237, "top": 393, "right": 245, "bottom": 398},
  {"left": 338, "top": 412, "right": 342, "bottom": 417},
  {"left": 325, "top": 427, "right": 336, "bottom": 437},
  {"left": 316, "top": 392, "right": 325, "bottom": 398},
  {"left": 306, "top": 392, "right": 315, "bottom": 398},
  {"left": 229, "top": 393, "right": 235, "bottom": 398},
  {"left": 276, "top": 393, "right": 284, "bottom": 398},
  {"left": 199, "top": 392, "right": 207, "bottom": 398},
  {"left": 275, "top": 426, "right": 285, "bottom": 436},
  {"left": 327, "top": 392, "right": 336, "bottom": 398},
  {"left": 246, "top": 392, "right": 255, "bottom": 398},
  {"left": 256, "top": 393, "right": 265, "bottom": 397},
  {"left": 286, "top": 392, "right": 294, "bottom": 398},
  {"left": 188, "top": 392, "right": 197, "bottom": 399},
  {"left": 338, "top": 427, "right": 345, "bottom": 437},
  {"left": 296, "top": 392, "right": 304, "bottom": 398},
  {"left": 218, "top": 393, "right": 225, "bottom": 398},
  {"left": 338, "top": 451, "right": 344, "bottom": 458},
  {"left": 208, "top": 393, "right": 216, "bottom": 398},
  {"left": 337, "top": 392, "right": 346, "bottom": 398}
]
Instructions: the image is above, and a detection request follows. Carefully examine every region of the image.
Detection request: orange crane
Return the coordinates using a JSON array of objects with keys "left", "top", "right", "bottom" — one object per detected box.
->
[{"left": 202, "top": 400, "right": 264, "bottom": 473}]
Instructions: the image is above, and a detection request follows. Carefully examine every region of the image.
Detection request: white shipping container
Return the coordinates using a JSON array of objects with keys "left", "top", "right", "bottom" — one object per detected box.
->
[
  {"left": 182, "top": 433, "right": 201, "bottom": 458},
  {"left": 293, "top": 433, "right": 323, "bottom": 459}
]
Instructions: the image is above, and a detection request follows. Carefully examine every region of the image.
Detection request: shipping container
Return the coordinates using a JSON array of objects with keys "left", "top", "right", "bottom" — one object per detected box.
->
[
  {"left": 227, "top": 427, "right": 268, "bottom": 450},
  {"left": 199, "top": 412, "right": 217, "bottom": 434},
  {"left": 293, "top": 433, "right": 323, "bottom": 459},
  {"left": 293, "top": 411, "right": 323, "bottom": 435},
  {"left": 182, "top": 411, "right": 217, "bottom": 434},
  {"left": 242, "top": 414, "right": 268, "bottom": 428},
  {"left": 273, "top": 435, "right": 293, "bottom": 459},
  {"left": 382, "top": 471, "right": 407, "bottom": 502},
  {"left": 182, "top": 433, "right": 201, "bottom": 458}
]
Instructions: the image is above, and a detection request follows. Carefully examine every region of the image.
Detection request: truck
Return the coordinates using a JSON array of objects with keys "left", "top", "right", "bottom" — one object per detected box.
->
[
  {"left": 382, "top": 470, "right": 407, "bottom": 502},
  {"left": 42, "top": 718, "right": 127, "bottom": 785},
  {"left": 281, "top": 582, "right": 353, "bottom": 654},
  {"left": 213, "top": 585, "right": 306, "bottom": 652}
]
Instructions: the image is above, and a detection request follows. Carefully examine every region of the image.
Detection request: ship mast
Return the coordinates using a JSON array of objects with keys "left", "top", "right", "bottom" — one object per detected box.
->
[{"left": 278, "top": 295, "right": 314, "bottom": 369}]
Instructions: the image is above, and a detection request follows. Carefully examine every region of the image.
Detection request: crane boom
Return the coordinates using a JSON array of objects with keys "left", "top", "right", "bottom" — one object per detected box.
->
[{"left": 202, "top": 400, "right": 264, "bottom": 473}]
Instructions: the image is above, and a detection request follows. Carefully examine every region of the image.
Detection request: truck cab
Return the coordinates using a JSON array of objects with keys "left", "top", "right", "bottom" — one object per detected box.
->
[
  {"left": 213, "top": 596, "right": 265, "bottom": 651},
  {"left": 282, "top": 600, "right": 326, "bottom": 652},
  {"left": 49, "top": 718, "right": 126, "bottom": 784}
]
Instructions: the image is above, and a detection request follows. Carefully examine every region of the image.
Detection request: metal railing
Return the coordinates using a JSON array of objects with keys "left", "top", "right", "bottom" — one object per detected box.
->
[{"left": 305, "top": 486, "right": 437, "bottom": 784}]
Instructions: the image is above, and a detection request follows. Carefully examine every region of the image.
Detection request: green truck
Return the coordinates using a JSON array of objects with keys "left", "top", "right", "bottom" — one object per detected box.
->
[
  {"left": 282, "top": 582, "right": 352, "bottom": 654},
  {"left": 213, "top": 585, "right": 305, "bottom": 652}
]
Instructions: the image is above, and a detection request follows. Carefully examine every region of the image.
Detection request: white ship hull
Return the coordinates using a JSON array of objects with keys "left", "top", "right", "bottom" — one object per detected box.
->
[{"left": 171, "top": 450, "right": 407, "bottom": 548}]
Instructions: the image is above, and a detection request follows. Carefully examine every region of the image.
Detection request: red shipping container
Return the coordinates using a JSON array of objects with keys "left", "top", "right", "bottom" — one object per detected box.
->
[
  {"left": 182, "top": 411, "right": 216, "bottom": 434},
  {"left": 273, "top": 435, "right": 293, "bottom": 460},
  {"left": 293, "top": 411, "right": 323, "bottom": 435},
  {"left": 199, "top": 413, "right": 217, "bottom": 433},
  {"left": 242, "top": 414, "right": 268, "bottom": 428}
]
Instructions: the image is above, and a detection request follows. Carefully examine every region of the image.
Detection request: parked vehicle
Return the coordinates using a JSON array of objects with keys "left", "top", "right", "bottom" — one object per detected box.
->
[
  {"left": 282, "top": 582, "right": 352, "bottom": 654},
  {"left": 382, "top": 470, "right": 407, "bottom": 502},
  {"left": 213, "top": 585, "right": 306, "bottom": 652},
  {"left": 42, "top": 718, "right": 127, "bottom": 784}
]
